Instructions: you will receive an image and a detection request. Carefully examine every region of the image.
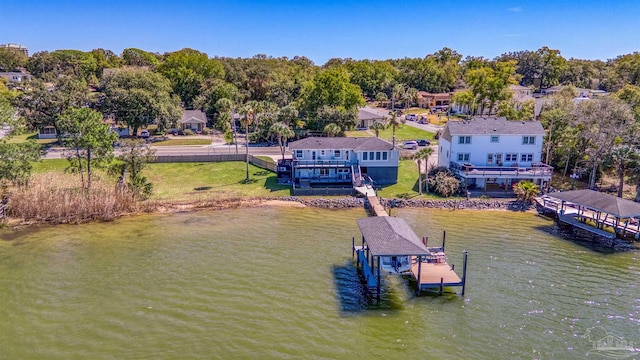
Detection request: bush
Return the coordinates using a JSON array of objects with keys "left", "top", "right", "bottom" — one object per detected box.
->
[
  {"left": 428, "top": 167, "right": 461, "bottom": 197},
  {"left": 223, "top": 130, "right": 234, "bottom": 144},
  {"left": 201, "top": 127, "right": 211, "bottom": 135},
  {"left": 183, "top": 129, "right": 194, "bottom": 136}
]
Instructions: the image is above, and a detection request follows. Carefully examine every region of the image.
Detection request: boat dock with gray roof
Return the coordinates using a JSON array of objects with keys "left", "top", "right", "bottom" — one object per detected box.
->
[{"left": 352, "top": 216, "right": 468, "bottom": 299}]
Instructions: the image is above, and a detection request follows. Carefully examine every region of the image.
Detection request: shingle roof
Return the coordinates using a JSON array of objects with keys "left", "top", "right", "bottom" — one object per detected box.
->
[
  {"left": 288, "top": 137, "right": 394, "bottom": 151},
  {"left": 358, "top": 108, "right": 386, "bottom": 121},
  {"left": 356, "top": 217, "right": 431, "bottom": 256},
  {"left": 180, "top": 110, "right": 207, "bottom": 124},
  {"left": 548, "top": 189, "right": 640, "bottom": 218},
  {"left": 444, "top": 117, "right": 544, "bottom": 136}
]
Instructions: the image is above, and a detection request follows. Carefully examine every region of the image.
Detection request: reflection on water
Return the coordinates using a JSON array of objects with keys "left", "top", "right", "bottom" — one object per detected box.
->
[{"left": 0, "top": 207, "right": 638, "bottom": 359}]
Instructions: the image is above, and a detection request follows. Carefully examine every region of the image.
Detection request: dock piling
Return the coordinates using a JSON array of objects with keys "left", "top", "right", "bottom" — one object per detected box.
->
[
  {"left": 461, "top": 250, "right": 469, "bottom": 296},
  {"left": 442, "top": 230, "right": 446, "bottom": 251},
  {"left": 439, "top": 277, "right": 444, "bottom": 295}
]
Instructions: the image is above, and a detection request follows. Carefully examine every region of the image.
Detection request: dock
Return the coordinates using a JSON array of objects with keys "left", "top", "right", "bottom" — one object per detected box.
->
[{"left": 352, "top": 216, "right": 468, "bottom": 299}]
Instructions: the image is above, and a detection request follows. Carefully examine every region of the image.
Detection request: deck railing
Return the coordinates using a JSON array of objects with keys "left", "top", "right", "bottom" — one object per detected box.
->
[
  {"left": 450, "top": 161, "right": 553, "bottom": 178},
  {"left": 293, "top": 159, "right": 355, "bottom": 168}
]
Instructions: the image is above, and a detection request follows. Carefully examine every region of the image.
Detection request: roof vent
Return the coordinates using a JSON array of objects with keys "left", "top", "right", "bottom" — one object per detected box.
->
[
  {"left": 521, "top": 121, "right": 525, "bottom": 124},
  {"left": 493, "top": 128, "right": 497, "bottom": 131}
]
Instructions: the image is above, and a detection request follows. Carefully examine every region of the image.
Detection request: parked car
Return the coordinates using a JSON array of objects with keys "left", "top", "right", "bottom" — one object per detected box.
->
[
  {"left": 416, "top": 139, "right": 431, "bottom": 146},
  {"left": 168, "top": 128, "right": 180, "bottom": 135},
  {"left": 139, "top": 130, "right": 150, "bottom": 139},
  {"left": 405, "top": 114, "right": 417, "bottom": 121},
  {"left": 403, "top": 141, "right": 418, "bottom": 150}
]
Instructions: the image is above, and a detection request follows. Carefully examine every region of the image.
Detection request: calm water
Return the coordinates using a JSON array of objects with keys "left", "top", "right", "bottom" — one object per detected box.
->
[{"left": 0, "top": 207, "right": 638, "bottom": 359}]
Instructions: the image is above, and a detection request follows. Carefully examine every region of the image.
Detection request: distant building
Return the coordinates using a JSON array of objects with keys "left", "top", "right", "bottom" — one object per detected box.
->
[
  {"left": 417, "top": 91, "right": 451, "bottom": 110},
  {"left": 0, "top": 71, "right": 32, "bottom": 83},
  {"left": 0, "top": 43, "right": 29, "bottom": 57},
  {"left": 357, "top": 107, "right": 387, "bottom": 129}
]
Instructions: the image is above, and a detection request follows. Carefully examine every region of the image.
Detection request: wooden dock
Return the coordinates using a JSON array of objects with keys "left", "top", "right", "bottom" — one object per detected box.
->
[
  {"left": 366, "top": 196, "right": 388, "bottom": 217},
  {"left": 410, "top": 256, "right": 465, "bottom": 295}
]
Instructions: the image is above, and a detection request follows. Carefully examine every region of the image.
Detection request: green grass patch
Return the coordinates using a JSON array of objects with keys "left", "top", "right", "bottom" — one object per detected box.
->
[
  {"left": 144, "top": 161, "right": 290, "bottom": 200},
  {"left": 377, "top": 126, "right": 436, "bottom": 142},
  {"left": 151, "top": 139, "right": 212, "bottom": 146},
  {"left": 344, "top": 130, "right": 373, "bottom": 138},
  {"left": 255, "top": 156, "right": 276, "bottom": 164},
  {"left": 6, "top": 132, "right": 59, "bottom": 145},
  {"left": 32, "top": 158, "right": 69, "bottom": 173},
  {"left": 376, "top": 159, "right": 442, "bottom": 199}
]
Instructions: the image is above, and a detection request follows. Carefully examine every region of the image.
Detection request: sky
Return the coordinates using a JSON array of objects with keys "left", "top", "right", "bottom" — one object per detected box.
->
[{"left": 1, "top": 0, "right": 639, "bottom": 65}]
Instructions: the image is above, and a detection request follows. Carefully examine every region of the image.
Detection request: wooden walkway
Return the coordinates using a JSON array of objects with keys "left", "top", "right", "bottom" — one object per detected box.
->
[{"left": 367, "top": 196, "right": 388, "bottom": 217}]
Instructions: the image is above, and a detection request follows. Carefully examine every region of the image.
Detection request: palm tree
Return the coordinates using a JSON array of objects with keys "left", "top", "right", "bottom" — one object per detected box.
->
[
  {"left": 413, "top": 147, "right": 433, "bottom": 194},
  {"left": 370, "top": 119, "right": 387, "bottom": 137},
  {"left": 405, "top": 87, "right": 419, "bottom": 109},
  {"left": 239, "top": 103, "right": 256, "bottom": 182},
  {"left": 375, "top": 92, "right": 388, "bottom": 108},
  {"left": 513, "top": 181, "right": 540, "bottom": 204},
  {"left": 389, "top": 111, "right": 405, "bottom": 148},
  {"left": 323, "top": 123, "right": 341, "bottom": 137},
  {"left": 392, "top": 84, "right": 405, "bottom": 110},
  {"left": 269, "top": 122, "right": 295, "bottom": 161},
  {"left": 215, "top": 98, "right": 237, "bottom": 154},
  {"left": 611, "top": 145, "right": 639, "bottom": 198}
]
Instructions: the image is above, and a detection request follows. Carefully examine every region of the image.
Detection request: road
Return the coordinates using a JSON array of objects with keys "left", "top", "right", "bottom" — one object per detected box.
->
[{"left": 43, "top": 143, "right": 286, "bottom": 159}]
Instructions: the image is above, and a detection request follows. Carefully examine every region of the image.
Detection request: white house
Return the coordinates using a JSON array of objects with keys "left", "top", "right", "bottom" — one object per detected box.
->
[
  {"left": 437, "top": 117, "right": 552, "bottom": 191},
  {"left": 180, "top": 110, "right": 207, "bottom": 133},
  {"left": 287, "top": 137, "right": 399, "bottom": 187}
]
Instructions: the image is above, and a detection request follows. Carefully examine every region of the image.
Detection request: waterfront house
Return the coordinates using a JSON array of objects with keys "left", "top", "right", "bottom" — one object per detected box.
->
[
  {"left": 284, "top": 137, "right": 399, "bottom": 193},
  {"left": 437, "top": 117, "right": 552, "bottom": 191},
  {"left": 180, "top": 110, "right": 207, "bottom": 133}
]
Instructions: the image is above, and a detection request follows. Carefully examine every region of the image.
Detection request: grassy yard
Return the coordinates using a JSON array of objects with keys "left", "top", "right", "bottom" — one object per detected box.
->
[
  {"left": 344, "top": 130, "right": 373, "bottom": 138},
  {"left": 32, "top": 158, "right": 68, "bottom": 173},
  {"left": 6, "top": 132, "right": 59, "bottom": 145},
  {"left": 377, "top": 125, "right": 436, "bottom": 142},
  {"left": 151, "top": 138, "right": 212, "bottom": 146},
  {"left": 144, "top": 162, "right": 290, "bottom": 200},
  {"left": 376, "top": 159, "right": 442, "bottom": 199}
]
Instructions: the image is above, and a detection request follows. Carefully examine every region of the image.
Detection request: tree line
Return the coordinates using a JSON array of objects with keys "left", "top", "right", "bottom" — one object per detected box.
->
[{"left": 1, "top": 45, "right": 640, "bottom": 199}]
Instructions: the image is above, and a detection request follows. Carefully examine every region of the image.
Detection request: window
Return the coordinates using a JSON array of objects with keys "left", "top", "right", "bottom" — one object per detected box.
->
[
  {"left": 382, "top": 152, "right": 388, "bottom": 160},
  {"left": 505, "top": 153, "right": 518, "bottom": 162},
  {"left": 362, "top": 152, "right": 368, "bottom": 161},
  {"left": 41, "top": 126, "right": 56, "bottom": 135},
  {"left": 334, "top": 150, "right": 341, "bottom": 158},
  {"left": 320, "top": 150, "right": 326, "bottom": 156},
  {"left": 457, "top": 153, "right": 470, "bottom": 162},
  {"left": 295, "top": 150, "right": 303, "bottom": 159},
  {"left": 522, "top": 136, "right": 535, "bottom": 145},
  {"left": 520, "top": 153, "right": 533, "bottom": 162},
  {"left": 459, "top": 136, "right": 471, "bottom": 144},
  {"left": 486, "top": 153, "right": 493, "bottom": 165},
  {"left": 490, "top": 135, "right": 499, "bottom": 143},
  {"left": 376, "top": 152, "right": 381, "bottom": 160},
  {"left": 319, "top": 168, "right": 330, "bottom": 177},
  {"left": 369, "top": 151, "right": 374, "bottom": 160}
]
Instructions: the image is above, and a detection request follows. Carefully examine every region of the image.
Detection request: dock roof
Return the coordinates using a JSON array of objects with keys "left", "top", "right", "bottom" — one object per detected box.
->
[
  {"left": 356, "top": 217, "right": 431, "bottom": 256},
  {"left": 549, "top": 189, "right": 640, "bottom": 218}
]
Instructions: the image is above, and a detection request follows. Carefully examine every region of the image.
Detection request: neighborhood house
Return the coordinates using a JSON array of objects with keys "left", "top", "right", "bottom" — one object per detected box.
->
[
  {"left": 437, "top": 117, "right": 552, "bottom": 191},
  {"left": 180, "top": 110, "right": 207, "bottom": 133},
  {"left": 281, "top": 137, "right": 399, "bottom": 193}
]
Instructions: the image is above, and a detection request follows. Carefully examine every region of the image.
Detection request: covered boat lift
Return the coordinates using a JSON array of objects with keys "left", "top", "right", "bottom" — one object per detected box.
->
[
  {"left": 547, "top": 189, "right": 640, "bottom": 240},
  {"left": 353, "top": 217, "right": 468, "bottom": 299}
]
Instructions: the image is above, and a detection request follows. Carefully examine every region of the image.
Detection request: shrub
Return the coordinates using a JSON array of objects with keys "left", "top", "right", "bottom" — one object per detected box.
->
[
  {"left": 513, "top": 181, "right": 540, "bottom": 203},
  {"left": 223, "top": 130, "right": 234, "bottom": 144},
  {"left": 428, "top": 167, "right": 461, "bottom": 197},
  {"left": 201, "top": 127, "right": 211, "bottom": 135},
  {"left": 183, "top": 129, "right": 194, "bottom": 136},
  {"left": 434, "top": 130, "right": 442, "bottom": 140}
]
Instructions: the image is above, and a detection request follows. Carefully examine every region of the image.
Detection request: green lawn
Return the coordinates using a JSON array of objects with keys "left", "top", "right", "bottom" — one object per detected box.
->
[
  {"left": 32, "top": 158, "right": 68, "bottom": 173},
  {"left": 151, "top": 138, "right": 212, "bottom": 146},
  {"left": 144, "top": 162, "right": 290, "bottom": 200},
  {"left": 6, "top": 132, "right": 59, "bottom": 145},
  {"left": 376, "top": 159, "right": 442, "bottom": 199},
  {"left": 344, "top": 130, "right": 373, "bottom": 138},
  {"left": 377, "top": 125, "right": 436, "bottom": 142}
]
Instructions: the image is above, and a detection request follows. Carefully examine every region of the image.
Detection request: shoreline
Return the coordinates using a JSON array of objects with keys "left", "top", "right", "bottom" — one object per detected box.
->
[{"left": 1, "top": 196, "right": 533, "bottom": 230}]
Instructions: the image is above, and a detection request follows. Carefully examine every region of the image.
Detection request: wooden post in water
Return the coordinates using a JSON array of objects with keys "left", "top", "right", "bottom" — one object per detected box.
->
[
  {"left": 461, "top": 250, "right": 469, "bottom": 296},
  {"left": 376, "top": 256, "right": 381, "bottom": 300},
  {"left": 352, "top": 237, "right": 355, "bottom": 258},
  {"left": 416, "top": 257, "right": 422, "bottom": 296},
  {"left": 442, "top": 230, "right": 446, "bottom": 251},
  {"left": 439, "top": 277, "right": 444, "bottom": 295}
]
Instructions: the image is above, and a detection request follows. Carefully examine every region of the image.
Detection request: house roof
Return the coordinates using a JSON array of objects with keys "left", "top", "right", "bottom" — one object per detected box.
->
[
  {"left": 356, "top": 217, "right": 431, "bottom": 256},
  {"left": 288, "top": 137, "right": 394, "bottom": 151},
  {"left": 180, "top": 110, "right": 207, "bottom": 124},
  {"left": 547, "top": 189, "right": 640, "bottom": 218},
  {"left": 509, "top": 84, "right": 531, "bottom": 91},
  {"left": 358, "top": 108, "right": 386, "bottom": 121},
  {"left": 443, "top": 117, "right": 545, "bottom": 137}
]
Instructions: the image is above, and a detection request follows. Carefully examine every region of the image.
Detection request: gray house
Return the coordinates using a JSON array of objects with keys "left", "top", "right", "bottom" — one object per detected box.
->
[{"left": 287, "top": 137, "right": 399, "bottom": 189}]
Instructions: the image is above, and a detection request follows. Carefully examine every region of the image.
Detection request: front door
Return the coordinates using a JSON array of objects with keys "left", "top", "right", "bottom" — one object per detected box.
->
[{"left": 495, "top": 153, "right": 503, "bottom": 166}]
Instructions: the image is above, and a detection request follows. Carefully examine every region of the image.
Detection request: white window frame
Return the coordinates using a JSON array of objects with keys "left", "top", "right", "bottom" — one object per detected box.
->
[
  {"left": 295, "top": 150, "right": 303, "bottom": 159},
  {"left": 490, "top": 135, "right": 499, "bottom": 143},
  {"left": 522, "top": 136, "right": 535, "bottom": 145},
  {"left": 520, "top": 153, "right": 533, "bottom": 162},
  {"left": 459, "top": 136, "right": 471, "bottom": 144},
  {"left": 334, "top": 150, "right": 341, "bottom": 158},
  {"left": 319, "top": 168, "right": 330, "bottom": 177},
  {"left": 457, "top": 153, "right": 470, "bottom": 162},
  {"left": 382, "top": 152, "right": 388, "bottom": 161},
  {"left": 505, "top": 153, "right": 518, "bottom": 162},
  {"left": 320, "top": 150, "right": 326, "bottom": 156}
]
